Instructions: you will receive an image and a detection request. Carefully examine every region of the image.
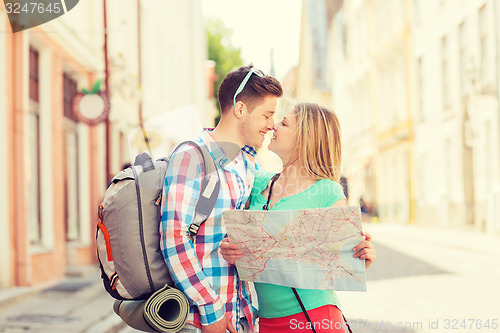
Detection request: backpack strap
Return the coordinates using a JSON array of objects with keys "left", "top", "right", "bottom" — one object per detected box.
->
[
  {"left": 169, "top": 141, "right": 221, "bottom": 243},
  {"left": 133, "top": 152, "right": 155, "bottom": 172}
]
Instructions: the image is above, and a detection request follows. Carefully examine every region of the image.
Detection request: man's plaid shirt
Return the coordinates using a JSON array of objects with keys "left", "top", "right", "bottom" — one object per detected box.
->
[{"left": 160, "top": 130, "right": 259, "bottom": 330}]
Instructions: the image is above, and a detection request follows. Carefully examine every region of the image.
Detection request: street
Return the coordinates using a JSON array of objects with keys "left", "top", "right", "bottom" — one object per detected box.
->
[{"left": 337, "top": 223, "right": 500, "bottom": 333}]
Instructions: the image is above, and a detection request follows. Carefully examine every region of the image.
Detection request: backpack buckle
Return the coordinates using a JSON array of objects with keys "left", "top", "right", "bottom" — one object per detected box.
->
[{"left": 188, "top": 224, "right": 200, "bottom": 234}]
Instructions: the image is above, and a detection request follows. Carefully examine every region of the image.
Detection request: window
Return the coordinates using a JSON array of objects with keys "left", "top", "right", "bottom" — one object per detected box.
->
[
  {"left": 458, "top": 22, "right": 467, "bottom": 95},
  {"left": 379, "top": 0, "right": 389, "bottom": 43},
  {"left": 417, "top": 152, "right": 426, "bottom": 202},
  {"left": 416, "top": 57, "right": 424, "bottom": 121},
  {"left": 63, "top": 73, "right": 78, "bottom": 122},
  {"left": 29, "top": 47, "right": 39, "bottom": 102},
  {"left": 390, "top": 69, "right": 397, "bottom": 125},
  {"left": 484, "top": 121, "right": 492, "bottom": 193},
  {"left": 445, "top": 137, "right": 452, "bottom": 199},
  {"left": 398, "top": 60, "right": 408, "bottom": 121},
  {"left": 28, "top": 46, "right": 42, "bottom": 245},
  {"left": 441, "top": 36, "right": 450, "bottom": 108},
  {"left": 63, "top": 73, "right": 80, "bottom": 241},
  {"left": 478, "top": 5, "right": 488, "bottom": 83},
  {"left": 413, "top": 0, "right": 420, "bottom": 26}
]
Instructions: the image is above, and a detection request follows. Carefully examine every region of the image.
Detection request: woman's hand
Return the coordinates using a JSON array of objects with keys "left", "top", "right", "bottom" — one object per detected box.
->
[
  {"left": 353, "top": 232, "right": 376, "bottom": 268},
  {"left": 219, "top": 238, "right": 243, "bottom": 265}
]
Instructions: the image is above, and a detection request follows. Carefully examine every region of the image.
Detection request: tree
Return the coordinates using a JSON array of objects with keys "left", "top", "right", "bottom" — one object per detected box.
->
[{"left": 206, "top": 18, "right": 244, "bottom": 124}]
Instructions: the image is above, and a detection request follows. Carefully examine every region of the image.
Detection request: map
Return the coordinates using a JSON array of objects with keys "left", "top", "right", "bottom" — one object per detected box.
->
[{"left": 223, "top": 206, "right": 366, "bottom": 291}]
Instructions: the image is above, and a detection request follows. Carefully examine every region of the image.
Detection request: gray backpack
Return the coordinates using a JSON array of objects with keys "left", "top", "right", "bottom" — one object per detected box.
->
[{"left": 97, "top": 141, "right": 220, "bottom": 300}]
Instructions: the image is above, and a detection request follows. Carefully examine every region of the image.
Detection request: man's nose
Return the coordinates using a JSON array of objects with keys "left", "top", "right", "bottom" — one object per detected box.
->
[{"left": 266, "top": 118, "right": 275, "bottom": 130}]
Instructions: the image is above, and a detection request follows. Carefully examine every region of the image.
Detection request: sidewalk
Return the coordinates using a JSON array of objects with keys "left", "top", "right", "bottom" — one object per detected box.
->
[
  {"left": 338, "top": 222, "right": 500, "bottom": 333},
  {"left": 364, "top": 221, "right": 500, "bottom": 251},
  {"left": 0, "top": 266, "right": 125, "bottom": 333},
  {"left": 361, "top": 222, "right": 500, "bottom": 275}
]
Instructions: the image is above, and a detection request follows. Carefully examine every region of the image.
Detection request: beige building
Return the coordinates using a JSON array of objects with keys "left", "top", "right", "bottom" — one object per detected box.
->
[
  {"left": 328, "top": 0, "right": 415, "bottom": 225},
  {"left": 0, "top": 0, "right": 210, "bottom": 288},
  {"left": 412, "top": 0, "right": 500, "bottom": 233},
  {"left": 328, "top": 0, "right": 500, "bottom": 234}
]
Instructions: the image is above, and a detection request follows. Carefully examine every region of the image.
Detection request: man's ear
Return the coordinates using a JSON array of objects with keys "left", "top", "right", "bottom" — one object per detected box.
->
[{"left": 233, "top": 101, "right": 245, "bottom": 119}]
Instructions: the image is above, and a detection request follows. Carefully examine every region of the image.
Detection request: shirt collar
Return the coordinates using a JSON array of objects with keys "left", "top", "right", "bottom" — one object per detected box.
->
[
  {"left": 241, "top": 145, "right": 257, "bottom": 157},
  {"left": 200, "top": 129, "right": 260, "bottom": 179},
  {"left": 202, "top": 128, "right": 257, "bottom": 162},
  {"left": 198, "top": 130, "right": 231, "bottom": 169}
]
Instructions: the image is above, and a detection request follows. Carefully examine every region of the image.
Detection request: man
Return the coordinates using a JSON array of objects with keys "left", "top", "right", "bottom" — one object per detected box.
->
[{"left": 160, "top": 65, "right": 283, "bottom": 333}]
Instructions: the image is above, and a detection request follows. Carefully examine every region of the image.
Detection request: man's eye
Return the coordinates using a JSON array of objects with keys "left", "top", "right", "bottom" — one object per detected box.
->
[{"left": 264, "top": 115, "right": 269, "bottom": 119}]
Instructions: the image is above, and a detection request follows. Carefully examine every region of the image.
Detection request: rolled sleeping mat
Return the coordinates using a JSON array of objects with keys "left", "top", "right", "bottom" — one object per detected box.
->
[{"left": 113, "top": 285, "right": 190, "bottom": 332}]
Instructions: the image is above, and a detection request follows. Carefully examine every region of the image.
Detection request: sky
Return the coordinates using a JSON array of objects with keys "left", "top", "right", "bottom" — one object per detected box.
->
[{"left": 201, "top": 0, "right": 303, "bottom": 80}]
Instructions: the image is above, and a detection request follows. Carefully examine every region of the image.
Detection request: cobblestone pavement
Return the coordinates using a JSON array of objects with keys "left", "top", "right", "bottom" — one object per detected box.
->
[{"left": 0, "top": 268, "right": 124, "bottom": 333}]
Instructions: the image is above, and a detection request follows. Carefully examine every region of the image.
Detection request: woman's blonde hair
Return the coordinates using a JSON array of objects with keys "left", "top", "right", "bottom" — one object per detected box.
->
[{"left": 292, "top": 103, "right": 342, "bottom": 182}]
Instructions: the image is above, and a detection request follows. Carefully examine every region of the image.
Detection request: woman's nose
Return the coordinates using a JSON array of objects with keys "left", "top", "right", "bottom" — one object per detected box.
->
[{"left": 273, "top": 122, "right": 281, "bottom": 131}]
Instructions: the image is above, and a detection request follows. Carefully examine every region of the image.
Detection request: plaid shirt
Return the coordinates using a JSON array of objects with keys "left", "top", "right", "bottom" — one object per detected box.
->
[{"left": 160, "top": 130, "right": 259, "bottom": 330}]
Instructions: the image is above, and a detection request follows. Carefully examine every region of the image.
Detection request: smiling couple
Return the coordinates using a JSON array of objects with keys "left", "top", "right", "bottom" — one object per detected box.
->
[{"left": 160, "top": 65, "right": 376, "bottom": 333}]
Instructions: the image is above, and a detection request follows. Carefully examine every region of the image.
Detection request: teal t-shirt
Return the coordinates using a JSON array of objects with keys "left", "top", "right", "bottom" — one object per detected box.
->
[{"left": 248, "top": 171, "right": 346, "bottom": 319}]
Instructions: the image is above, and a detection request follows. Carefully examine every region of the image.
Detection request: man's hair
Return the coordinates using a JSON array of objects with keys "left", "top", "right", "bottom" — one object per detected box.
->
[
  {"left": 218, "top": 65, "right": 283, "bottom": 114},
  {"left": 293, "top": 103, "right": 342, "bottom": 183}
]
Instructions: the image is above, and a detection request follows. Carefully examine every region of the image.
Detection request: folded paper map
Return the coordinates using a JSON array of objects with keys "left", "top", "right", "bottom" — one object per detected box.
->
[{"left": 223, "top": 206, "right": 366, "bottom": 291}]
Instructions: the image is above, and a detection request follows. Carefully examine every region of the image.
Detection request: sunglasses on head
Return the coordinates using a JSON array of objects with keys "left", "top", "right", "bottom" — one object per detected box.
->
[{"left": 233, "top": 67, "right": 264, "bottom": 107}]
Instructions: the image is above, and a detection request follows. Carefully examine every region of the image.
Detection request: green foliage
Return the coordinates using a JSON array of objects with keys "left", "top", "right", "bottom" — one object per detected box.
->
[
  {"left": 206, "top": 18, "right": 243, "bottom": 124},
  {"left": 82, "top": 79, "right": 102, "bottom": 94}
]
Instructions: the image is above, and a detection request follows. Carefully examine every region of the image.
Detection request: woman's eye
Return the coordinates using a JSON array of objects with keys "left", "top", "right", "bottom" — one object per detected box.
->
[{"left": 281, "top": 121, "right": 286, "bottom": 126}]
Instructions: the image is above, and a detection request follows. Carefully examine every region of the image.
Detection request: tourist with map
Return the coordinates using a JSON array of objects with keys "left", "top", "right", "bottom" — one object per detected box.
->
[{"left": 220, "top": 102, "right": 376, "bottom": 332}]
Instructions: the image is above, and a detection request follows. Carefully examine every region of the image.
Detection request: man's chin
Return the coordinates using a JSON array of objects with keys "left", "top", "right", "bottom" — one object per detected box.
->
[{"left": 253, "top": 141, "right": 263, "bottom": 149}]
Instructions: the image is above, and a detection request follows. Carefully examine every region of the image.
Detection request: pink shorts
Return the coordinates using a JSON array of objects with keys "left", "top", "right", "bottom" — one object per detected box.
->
[{"left": 258, "top": 305, "right": 347, "bottom": 333}]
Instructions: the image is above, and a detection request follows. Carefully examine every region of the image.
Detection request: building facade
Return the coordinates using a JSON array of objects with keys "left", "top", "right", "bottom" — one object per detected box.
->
[
  {"left": 327, "top": 0, "right": 499, "bottom": 234},
  {"left": 2, "top": 2, "right": 106, "bottom": 287},
  {"left": 412, "top": 0, "right": 500, "bottom": 233},
  {"left": 0, "top": 0, "right": 209, "bottom": 288},
  {"left": 328, "top": 0, "right": 415, "bottom": 225}
]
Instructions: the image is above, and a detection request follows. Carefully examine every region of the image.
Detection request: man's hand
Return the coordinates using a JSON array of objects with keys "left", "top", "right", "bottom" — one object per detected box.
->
[
  {"left": 219, "top": 238, "right": 243, "bottom": 265},
  {"left": 353, "top": 232, "right": 376, "bottom": 268},
  {"left": 202, "top": 315, "right": 236, "bottom": 333}
]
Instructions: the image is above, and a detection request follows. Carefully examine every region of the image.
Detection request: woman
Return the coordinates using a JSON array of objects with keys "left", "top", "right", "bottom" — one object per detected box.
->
[{"left": 221, "top": 103, "right": 376, "bottom": 333}]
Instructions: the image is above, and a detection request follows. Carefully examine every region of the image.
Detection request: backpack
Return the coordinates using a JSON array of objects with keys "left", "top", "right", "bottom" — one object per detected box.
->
[{"left": 96, "top": 141, "right": 220, "bottom": 300}]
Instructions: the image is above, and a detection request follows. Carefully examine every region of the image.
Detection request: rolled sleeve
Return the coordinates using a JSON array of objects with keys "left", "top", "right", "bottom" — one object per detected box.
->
[{"left": 198, "top": 298, "right": 225, "bottom": 326}]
